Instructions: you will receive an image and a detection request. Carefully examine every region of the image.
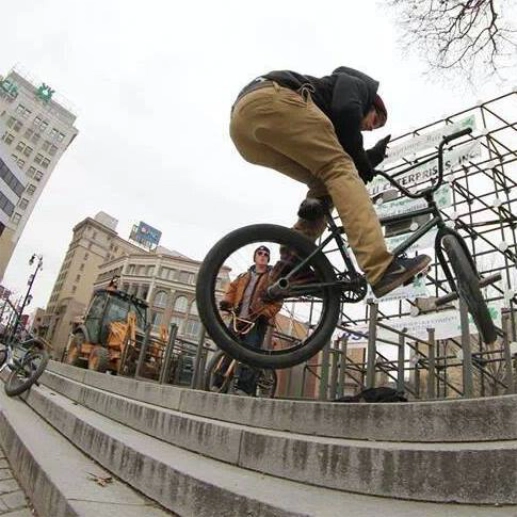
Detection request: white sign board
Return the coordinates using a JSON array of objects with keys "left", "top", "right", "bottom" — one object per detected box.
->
[
  {"left": 342, "top": 305, "right": 501, "bottom": 348},
  {"left": 369, "top": 141, "right": 482, "bottom": 198},
  {"left": 383, "top": 115, "right": 477, "bottom": 165}
]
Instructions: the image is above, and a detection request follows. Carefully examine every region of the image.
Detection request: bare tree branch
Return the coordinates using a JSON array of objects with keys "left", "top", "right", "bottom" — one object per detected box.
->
[{"left": 384, "top": 0, "right": 517, "bottom": 82}]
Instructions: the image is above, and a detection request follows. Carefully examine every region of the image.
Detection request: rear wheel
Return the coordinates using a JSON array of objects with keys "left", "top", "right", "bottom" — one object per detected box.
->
[
  {"left": 4, "top": 348, "right": 49, "bottom": 397},
  {"left": 256, "top": 368, "right": 277, "bottom": 398},
  {"left": 204, "top": 351, "right": 233, "bottom": 393},
  {"left": 196, "top": 224, "right": 341, "bottom": 370},
  {"left": 442, "top": 235, "right": 497, "bottom": 344},
  {"left": 88, "top": 345, "right": 110, "bottom": 373}
]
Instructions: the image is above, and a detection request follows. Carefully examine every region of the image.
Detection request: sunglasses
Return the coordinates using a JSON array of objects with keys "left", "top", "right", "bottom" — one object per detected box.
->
[{"left": 256, "top": 251, "right": 270, "bottom": 257}]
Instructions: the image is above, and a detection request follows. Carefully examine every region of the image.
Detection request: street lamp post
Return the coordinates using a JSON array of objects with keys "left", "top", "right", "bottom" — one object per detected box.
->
[{"left": 9, "top": 254, "right": 43, "bottom": 343}]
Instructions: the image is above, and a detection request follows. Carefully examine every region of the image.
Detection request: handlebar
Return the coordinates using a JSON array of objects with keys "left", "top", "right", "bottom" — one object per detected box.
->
[{"left": 377, "top": 127, "right": 473, "bottom": 199}]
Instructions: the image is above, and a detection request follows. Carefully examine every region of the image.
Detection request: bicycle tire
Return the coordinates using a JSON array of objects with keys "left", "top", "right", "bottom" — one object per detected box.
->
[
  {"left": 204, "top": 351, "right": 232, "bottom": 393},
  {"left": 4, "top": 348, "right": 49, "bottom": 397},
  {"left": 442, "top": 235, "right": 497, "bottom": 344},
  {"left": 196, "top": 224, "right": 340, "bottom": 369},
  {"left": 256, "top": 368, "right": 277, "bottom": 398}
]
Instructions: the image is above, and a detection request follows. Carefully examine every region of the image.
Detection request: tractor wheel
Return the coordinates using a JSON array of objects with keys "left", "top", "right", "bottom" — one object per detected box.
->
[{"left": 88, "top": 345, "right": 110, "bottom": 373}]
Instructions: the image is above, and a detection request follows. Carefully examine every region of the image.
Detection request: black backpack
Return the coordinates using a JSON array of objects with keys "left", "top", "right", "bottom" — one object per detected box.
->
[{"left": 335, "top": 387, "right": 407, "bottom": 403}]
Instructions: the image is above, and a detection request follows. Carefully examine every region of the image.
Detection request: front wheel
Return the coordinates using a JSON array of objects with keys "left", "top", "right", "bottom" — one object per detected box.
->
[
  {"left": 88, "top": 346, "right": 110, "bottom": 373},
  {"left": 196, "top": 224, "right": 341, "bottom": 369},
  {"left": 4, "top": 348, "right": 49, "bottom": 397},
  {"left": 442, "top": 235, "right": 497, "bottom": 344}
]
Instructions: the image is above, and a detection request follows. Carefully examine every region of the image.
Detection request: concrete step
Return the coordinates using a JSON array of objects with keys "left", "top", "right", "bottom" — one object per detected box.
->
[
  {"left": 14, "top": 380, "right": 517, "bottom": 517},
  {"left": 0, "top": 387, "right": 173, "bottom": 517},
  {"left": 48, "top": 360, "right": 517, "bottom": 443},
  {"left": 40, "top": 366, "right": 517, "bottom": 505}
]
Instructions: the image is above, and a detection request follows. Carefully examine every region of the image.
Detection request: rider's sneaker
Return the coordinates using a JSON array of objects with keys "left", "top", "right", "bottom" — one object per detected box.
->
[
  {"left": 270, "top": 248, "right": 315, "bottom": 283},
  {"left": 372, "top": 254, "right": 432, "bottom": 298}
]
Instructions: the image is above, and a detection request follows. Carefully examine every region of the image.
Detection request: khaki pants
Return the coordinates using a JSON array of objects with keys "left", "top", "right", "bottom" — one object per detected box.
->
[{"left": 230, "top": 82, "right": 392, "bottom": 285}]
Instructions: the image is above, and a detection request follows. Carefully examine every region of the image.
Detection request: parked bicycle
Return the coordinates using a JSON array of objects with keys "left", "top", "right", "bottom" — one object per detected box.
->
[
  {"left": 0, "top": 333, "right": 50, "bottom": 397},
  {"left": 197, "top": 128, "right": 498, "bottom": 370},
  {"left": 204, "top": 349, "right": 277, "bottom": 397}
]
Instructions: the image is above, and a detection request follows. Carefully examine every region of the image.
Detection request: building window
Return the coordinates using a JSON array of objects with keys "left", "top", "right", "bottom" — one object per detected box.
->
[
  {"left": 151, "top": 311, "right": 163, "bottom": 330},
  {"left": 50, "top": 128, "right": 66, "bottom": 142},
  {"left": 16, "top": 105, "right": 31, "bottom": 118},
  {"left": 0, "top": 159, "right": 25, "bottom": 196},
  {"left": 170, "top": 316, "right": 184, "bottom": 333},
  {"left": 179, "top": 271, "right": 195, "bottom": 285},
  {"left": 6, "top": 116, "right": 17, "bottom": 128},
  {"left": 23, "top": 146, "right": 33, "bottom": 157},
  {"left": 26, "top": 184, "right": 36, "bottom": 195},
  {"left": 159, "top": 267, "right": 177, "bottom": 280},
  {"left": 33, "top": 118, "right": 48, "bottom": 132},
  {"left": 12, "top": 120, "right": 22, "bottom": 132},
  {"left": 2, "top": 132, "right": 15, "bottom": 145},
  {"left": 75, "top": 274, "right": 81, "bottom": 282},
  {"left": 15, "top": 141, "right": 26, "bottom": 152},
  {"left": 16, "top": 158, "right": 25, "bottom": 168},
  {"left": 18, "top": 198, "right": 29, "bottom": 210},
  {"left": 174, "top": 296, "right": 188, "bottom": 313},
  {"left": 11, "top": 212, "right": 22, "bottom": 225},
  {"left": 0, "top": 192, "right": 15, "bottom": 217},
  {"left": 189, "top": 302, "right": 198, "bottom": 316},
  {"left": 146, "top": 265, "right": 155, "bottom": 276},
  {"left": 127, "top": 264, "right": 136, "bottom": 275},
  {"left": 31, "top": 132, "right": 40, "bottom": 144},
  {"left": 34, "top": 153, "right": 44, "bottom": 165},
  {"left": 184, "top": 319, "right": 201, "bottom": 339},
  {"left": 71, "top": 286, "right": 77, "bottom": 294},
  {"left": 34, "top": 171, "right": 43, "bottom": 182},
  {"left": 153, "top": 290, "right": 168, "bottom": 308},
  {"left": 41, "top": 158, "right": 50, "bottom": 169},
  {"left": 27, "top": 166, "right": 36, "bottom": 177},
  {"left": 79, "top": 263, "right": 84, "bottom": 271}
]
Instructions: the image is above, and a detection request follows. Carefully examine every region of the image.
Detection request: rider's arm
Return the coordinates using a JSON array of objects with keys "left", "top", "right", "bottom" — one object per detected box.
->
[
  {"left": 258, "top": 299, "right": 283, "bottom": 320},
  {"left": 221, "top": 274, "right": 243, "bottom": 307},
  {"left": 330, "top": 74, "right": 374, "bottom": 181}
]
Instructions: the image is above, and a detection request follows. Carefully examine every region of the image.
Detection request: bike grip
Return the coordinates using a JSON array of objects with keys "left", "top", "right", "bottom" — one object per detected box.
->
[{"left": 442, "top": 127, "right": 472, "bottom": 144}]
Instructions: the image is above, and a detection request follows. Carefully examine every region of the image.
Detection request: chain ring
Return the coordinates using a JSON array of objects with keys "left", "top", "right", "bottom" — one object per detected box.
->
[{"left": 339, "top": 273, "right": 368, "bottom": 303}]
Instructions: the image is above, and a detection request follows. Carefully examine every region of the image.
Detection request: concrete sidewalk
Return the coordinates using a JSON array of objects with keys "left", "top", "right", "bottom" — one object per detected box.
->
[{"left": 0, "top": 446, "right": 34, "bottom": 517}]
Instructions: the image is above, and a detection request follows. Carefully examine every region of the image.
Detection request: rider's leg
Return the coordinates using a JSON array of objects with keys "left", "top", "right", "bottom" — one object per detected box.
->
[
  {"left": 234, "top": 324, "right": 266, "bottom": 396},
  {"left": 230, "top": 83, "right": 391, "bottom": 285}
]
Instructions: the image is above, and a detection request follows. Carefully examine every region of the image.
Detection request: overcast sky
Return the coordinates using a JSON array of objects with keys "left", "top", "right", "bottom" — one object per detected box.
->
[{"left": 2, "top": 0, "right": 514, "bottom": 310}]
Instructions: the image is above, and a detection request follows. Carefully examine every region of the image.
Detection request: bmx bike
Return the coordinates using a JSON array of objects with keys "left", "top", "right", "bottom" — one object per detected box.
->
[
  {"left": 196, "top": 128, "right": 498, "bottom": 370},
  {"left": 0, "top": 333, "right": 50, "bottom": 397}
]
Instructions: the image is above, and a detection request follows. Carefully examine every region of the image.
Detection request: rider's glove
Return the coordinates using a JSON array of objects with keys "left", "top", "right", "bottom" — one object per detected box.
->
[
  {"left": 219, "top": 300, "right": 233, "bottom": 311},
  {"left": 361, "top": 168, "right": 379, "bottom": 184},
  {"left": 255, "top": 314, "right": 269, "bottom": 325},
  {"left": 366, "top": 134, "right": 391, "bottom": 168}
]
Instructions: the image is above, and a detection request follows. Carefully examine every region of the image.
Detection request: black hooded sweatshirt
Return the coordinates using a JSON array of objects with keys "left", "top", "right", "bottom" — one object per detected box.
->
[{"left": 262, "top": 67, "right": 380, "bottom": 182}]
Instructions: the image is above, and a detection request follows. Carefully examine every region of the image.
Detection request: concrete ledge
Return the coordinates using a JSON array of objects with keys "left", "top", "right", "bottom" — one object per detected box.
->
[
  {"left": 40, "top": 369, "right": 517, "bottom": 504},
  {"left": 0, "top": 389, "right": 171, "bottom": 517},
  {"left": 48, "top": 361, "right": 517, "bottom": 443},
  {"left": 41, "top": 371, "right": 242, "bottom": 464},
  {"left": 21, "top": 384, "right": 517, "bottom": 516}
]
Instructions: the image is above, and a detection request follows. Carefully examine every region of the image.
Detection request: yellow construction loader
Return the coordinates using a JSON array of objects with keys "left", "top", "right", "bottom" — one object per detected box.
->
[{"left": 64, "top": 286, "right": 152, "bottom": 374}]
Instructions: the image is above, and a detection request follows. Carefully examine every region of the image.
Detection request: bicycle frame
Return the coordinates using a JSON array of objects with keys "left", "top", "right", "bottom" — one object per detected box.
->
[{"left": 281, "top": 127, "right": 476, "bottom": 298}]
